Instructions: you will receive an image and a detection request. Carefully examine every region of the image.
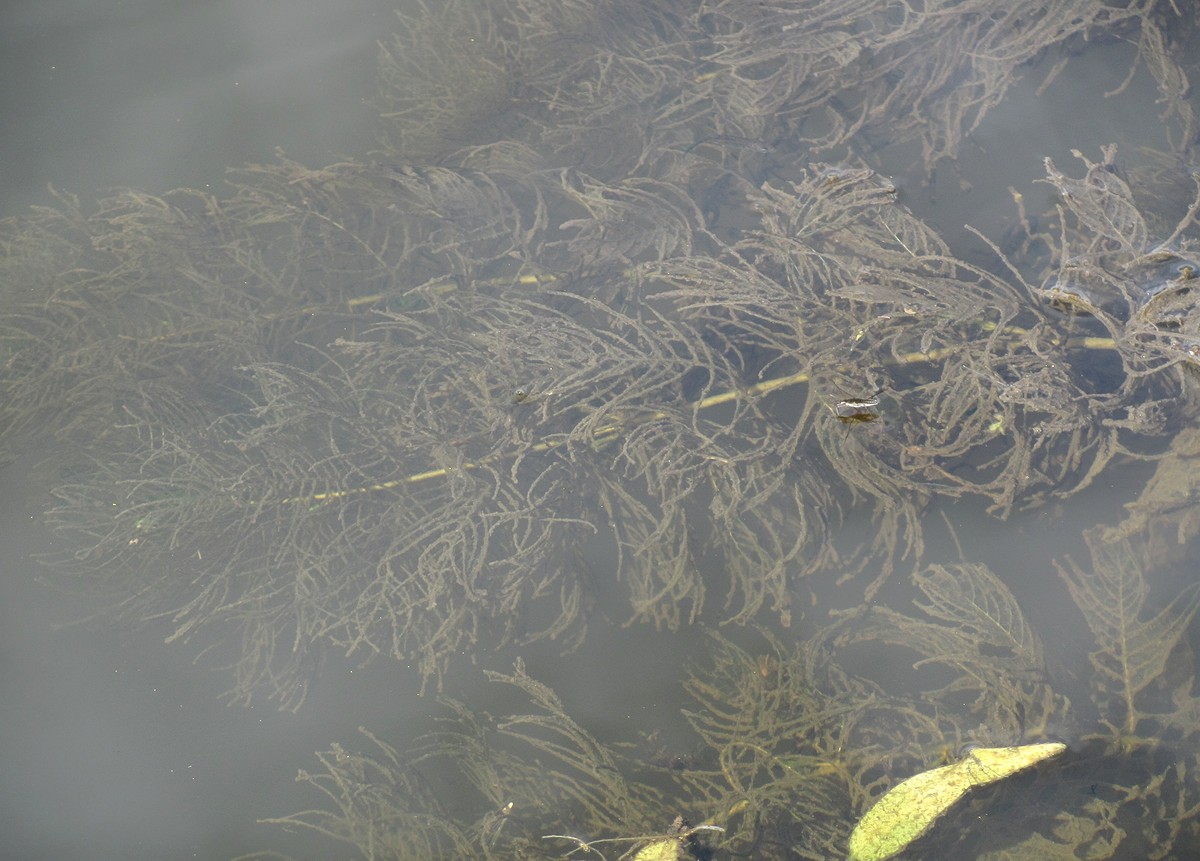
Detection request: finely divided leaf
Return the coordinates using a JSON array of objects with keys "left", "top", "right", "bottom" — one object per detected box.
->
[
  {"left": 1057, "top": 534, "right": 1200, "bottom": 736},
  {"left": 913, "top": 563, "right": 1045, "bottom": 672}
]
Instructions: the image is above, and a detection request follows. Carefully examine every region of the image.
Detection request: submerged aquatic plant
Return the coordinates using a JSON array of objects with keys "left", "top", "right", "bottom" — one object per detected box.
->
[
  {"left": 252, "top": 537, "right": 1200, "bottom": 860},
  {"left": 2, "top": 1, "right": 1199, "bottom": 856},
  {"left": 0, "top": 0, "right": 1194, "bottom": 713},
  {"left": 20, "top": 134, "right": 1194, "bottom": 709}
]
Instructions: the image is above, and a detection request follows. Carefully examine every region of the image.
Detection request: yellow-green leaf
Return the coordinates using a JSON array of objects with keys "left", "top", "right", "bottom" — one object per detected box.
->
[
  {"left": 632, "top": 837, "right": 683, "bottom": 861},
  {"left": 847, "top": 742, "right": 1066, "bottom": 861}
]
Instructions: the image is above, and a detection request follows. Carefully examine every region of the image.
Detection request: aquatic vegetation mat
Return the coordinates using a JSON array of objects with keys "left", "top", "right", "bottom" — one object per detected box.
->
[
  {"left": 243, "top": 549, "right": 1200, "bottom": 860},
  {"left": 2, "top": 0, "right": 1200, "bottom": 858}
]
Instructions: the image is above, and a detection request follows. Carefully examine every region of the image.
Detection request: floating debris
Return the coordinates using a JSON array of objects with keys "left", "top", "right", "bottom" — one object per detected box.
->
[
  {"left": 832, "top": 389, "right": 885, "bottom": 424},
  {"left": 847, "top": 742, "right": 1067, "bottom": 861}
]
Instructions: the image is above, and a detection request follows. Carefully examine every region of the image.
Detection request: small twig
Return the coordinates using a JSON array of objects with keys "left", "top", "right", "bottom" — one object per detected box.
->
[{"left": 542, "top": 834, "right": 608, "bottom": 861}]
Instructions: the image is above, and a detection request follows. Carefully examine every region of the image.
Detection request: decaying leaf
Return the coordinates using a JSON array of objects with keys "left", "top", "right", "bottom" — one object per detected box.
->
[
  {"left": 631, "top": 838, "right": 686, "bottom": 861},
  {"left": 846, "top": 742, "right": 1067, "bottom": 861}
]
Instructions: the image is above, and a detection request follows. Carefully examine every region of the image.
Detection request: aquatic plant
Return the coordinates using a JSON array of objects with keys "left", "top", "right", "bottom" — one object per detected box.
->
[
  {"left": 1, "top": 0, "right": 1198, "bottom": 857},
  {"left": 248, "top": 536, "right": 1200, "bottom": 859}
]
